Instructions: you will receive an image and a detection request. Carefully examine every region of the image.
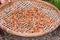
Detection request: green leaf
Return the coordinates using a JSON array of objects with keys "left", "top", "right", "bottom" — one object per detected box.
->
[
  {"left": 53, "top": 0, "right": 60, "bottom": 9},
  {"left": 44, "top": 0, "right": 60, "bottom": 10}
]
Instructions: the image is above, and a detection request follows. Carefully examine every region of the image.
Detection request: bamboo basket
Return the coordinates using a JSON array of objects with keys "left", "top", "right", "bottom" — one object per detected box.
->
[{"left": 0, "top": 0, "right": 60, "bottom": 37}]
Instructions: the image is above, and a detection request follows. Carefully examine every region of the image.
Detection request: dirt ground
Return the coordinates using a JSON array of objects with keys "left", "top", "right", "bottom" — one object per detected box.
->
[{"left": 0, "top": 25, "right": 60, "bottom": 40}]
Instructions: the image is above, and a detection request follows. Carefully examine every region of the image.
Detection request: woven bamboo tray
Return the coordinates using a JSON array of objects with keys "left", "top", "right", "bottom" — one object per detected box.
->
[{"left": 0, "top": 0, "right": 60, "bottom": 37}]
